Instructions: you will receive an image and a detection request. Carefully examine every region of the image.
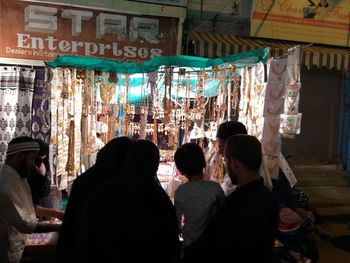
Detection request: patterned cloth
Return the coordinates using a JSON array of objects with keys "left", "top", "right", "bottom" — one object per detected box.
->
[
  {"left": 0, "top": 67, "right": 35, "bottom": 165},
  {"left": 50, "top": 68, "right": 69, "bottom": 190},
  {"left": 66, "top": 69, "right": 82, "bottom": 181},
  {"left": 49, "top": 69, "right": 60, "bottom": 186},
  {"left": 31, "top": 68, "right": 51, "bottom": 143}
]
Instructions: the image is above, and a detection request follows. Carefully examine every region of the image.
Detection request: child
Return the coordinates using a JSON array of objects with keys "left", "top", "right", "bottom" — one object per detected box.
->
[{"left": 174, "top": 143, "right": 225, "bottom": 246}]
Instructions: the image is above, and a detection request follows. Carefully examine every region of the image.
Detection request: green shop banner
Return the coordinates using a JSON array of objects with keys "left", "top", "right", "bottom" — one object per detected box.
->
[{"left": 47, "top": 48, "right": 270, "bottom": 103}]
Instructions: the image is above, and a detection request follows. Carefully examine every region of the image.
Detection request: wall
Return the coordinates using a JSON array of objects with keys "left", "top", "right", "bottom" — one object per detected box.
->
[
  {"left": 282, "top": 66, "right": 342, "bottom": 164},
  {"left": 186, "top": 0, "right": 251, "bottom": 35},
  {"left": 0, "top": 0, "right": 186, "bottom": 64},
  {"left": 24, "top": 0, "right": 187, "bottom": 18}
]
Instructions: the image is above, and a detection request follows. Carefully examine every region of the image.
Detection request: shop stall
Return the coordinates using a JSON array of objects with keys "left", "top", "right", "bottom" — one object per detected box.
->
[
  {"left": 45, "top": 48, "right": 270, "bottom": 190},
  {"left": 0, "top": 45, "right": 302, "bottom": 194}
]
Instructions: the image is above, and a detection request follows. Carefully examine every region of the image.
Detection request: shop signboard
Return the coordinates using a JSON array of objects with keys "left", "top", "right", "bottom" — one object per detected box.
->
[
  {"left": 133, "top": 0, "right": 187, "bottom": 7},
  {"left": 0, "top": 0, "right": 178, "bottom": 62},
  {"left": 251, "top": 0, "right": 350, "bottom": 47}
]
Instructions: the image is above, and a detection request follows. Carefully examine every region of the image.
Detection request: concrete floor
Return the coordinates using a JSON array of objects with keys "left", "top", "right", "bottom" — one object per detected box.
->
[
  {"left": 316, "top": 220, "right": 350, "bottom": 263},
  {"left": 292, "top": 165, "right": 350, "bottom": 262},
  {"left": 293, "top": 165, "right": 350, "bottom": 219}
]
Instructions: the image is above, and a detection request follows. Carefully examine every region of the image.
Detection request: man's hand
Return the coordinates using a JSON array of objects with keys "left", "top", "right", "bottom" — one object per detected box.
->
[{"left": 36, "top": 162, "right": 46, "bottom": 176}]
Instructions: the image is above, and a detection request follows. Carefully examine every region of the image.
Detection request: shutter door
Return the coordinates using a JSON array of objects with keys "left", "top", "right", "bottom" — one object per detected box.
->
[{"left": 282, "top": 66, "right": 342, "bottom": 164}]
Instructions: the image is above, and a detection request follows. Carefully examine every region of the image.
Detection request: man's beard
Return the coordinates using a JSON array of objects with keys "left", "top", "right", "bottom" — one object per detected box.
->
[{"left": 17, "top": 160, "right": 30, "bottom": 178}]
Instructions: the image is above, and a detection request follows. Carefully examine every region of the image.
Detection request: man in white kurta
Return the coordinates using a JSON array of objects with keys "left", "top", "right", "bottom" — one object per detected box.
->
[
  {"left": 0, "top": 137, "right": 61, "bottom": 263},
  {"left": 0, "top": 163, "right": 38, "bottom": 263},
  {"left": 0, "top": 138, "right": 41, "bottom": 263}
]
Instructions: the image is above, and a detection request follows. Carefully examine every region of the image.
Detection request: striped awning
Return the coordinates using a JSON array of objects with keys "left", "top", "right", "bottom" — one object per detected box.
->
[{"left": 190, "top": 32, "right": 350, "bottom": 71}]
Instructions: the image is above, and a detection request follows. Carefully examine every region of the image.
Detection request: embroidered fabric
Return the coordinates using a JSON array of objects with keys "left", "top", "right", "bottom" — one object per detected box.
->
[
  {"left": 267, "top": 58, "right": 288, "bottom": 84},
  {"left": 264, "top": 58, "right": 287, "bottom": 116},
  {"left": 286, "top": 47, "right": 301, "bottom": 84},
  {"left": 0, "top": 67, "right": 35, "bottom": 165},
  {"left": 239, "top": 67, "right": 251, "bottom": 115},
  {"left": 261, "top": 114, "right": 281, "bottom": 179},
  {"left": 284, "top": 82, "right": 301, "bottom": 115},
  {"left": 239, "top": 62, "right": 266, "bottom": 141},
  {"left": 71, "top": 69, "right": 82, "bottom": 179},
  {"left": 252, "top": 61, "right": 265, "bottom": 84},
  {"left": 279, "top": 113, "right": 302, "bottom": 138},
  {"left": 32, "top": 68, "right": 51, "bottom": 143}
]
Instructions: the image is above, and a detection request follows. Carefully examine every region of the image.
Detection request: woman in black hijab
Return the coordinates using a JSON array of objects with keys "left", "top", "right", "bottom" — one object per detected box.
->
[
  {"left": 58, "top": 136, "right": 134, "bottom": 263},
  {"left": 79, "top": 140, "right": 181, "bottom": 263}
]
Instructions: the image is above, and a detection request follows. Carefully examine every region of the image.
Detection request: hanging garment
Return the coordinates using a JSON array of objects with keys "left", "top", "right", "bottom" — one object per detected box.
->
[
  {"left": 72, "top": 70, "right": 82, "bottom": 178},
  {"left": 65, "top": 69, "right": 82, "bottom": 183},
  {"left": 239, "top": 63, "right": 266, "bottom": 141},
  {"left": 281, "top": 47, "right": 303, "bottom": 138},
  {"left": 264, "top": 58, "right": 287, "bottom": 117},
  {"left": 31, "top": 68, "right": 51, "bottom": 143},
  {"left": 50, "top": 68, "right": 70, "bottom": 190},
  {"left": 0, "top": 67, "right": 35, "bottom": 165}
]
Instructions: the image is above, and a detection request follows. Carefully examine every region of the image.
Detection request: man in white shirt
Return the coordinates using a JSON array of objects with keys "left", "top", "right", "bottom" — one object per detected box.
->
[{"left": 0, "top": 136, "right": 61, "bottom": 263}]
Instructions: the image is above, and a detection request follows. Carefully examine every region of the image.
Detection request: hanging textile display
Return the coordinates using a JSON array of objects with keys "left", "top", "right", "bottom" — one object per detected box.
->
[
  {"left": 280, "top": 46, "right": 302, "bottom": 138},
  {"left": 237, "top": 51, "right": 299, "bottom": 183},
  {"left": 31, "top": 68, "right": 51, "bottom": 143},
  {"left": 238, "top": 62, "right": 266, "bottom": 141},
  {"left": 42, "top": 47, "right": 303, "bottom": 191},
  {"left": 0, "top": 66, "right": 35, "bottom": 165},
  {"left": 116, "top": 77, "right": 126, "bottom": 138},
  {"left": 262, "top": 57, "right": 288, "bottom": 179},
  {"left": 50, "top": 68, "right": 83, "bottom": 190},
  {"left": 264, "top": 58, "right": 287, "bottom": 116},
  {"left": 99, "top": 72, "right": 117, "bottom": 142},
  {"left": 227, "top": 65, "right": 241, "bottom": 119},
  {"left": 49, "top": 69, "right": 59, "bottom": 186},
  {"left": 67, "top": 69, "right": 82, "bottom": 182},
  {"left": 80, "top": 70, "right": 92, "bottom": 171},
  {"left": 50, "top": 68, "right": 70, "bottom": 190}
]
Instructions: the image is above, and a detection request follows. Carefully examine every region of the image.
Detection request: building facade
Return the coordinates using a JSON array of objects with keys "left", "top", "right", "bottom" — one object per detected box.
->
[{"left": 185, "top": 0, "right": 350, "bottom": 166}]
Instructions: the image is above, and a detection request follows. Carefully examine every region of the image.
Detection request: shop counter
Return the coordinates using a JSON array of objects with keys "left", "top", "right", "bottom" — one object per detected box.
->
[{"left": 22, "top": 224, "right": 60, "bottom": 262}]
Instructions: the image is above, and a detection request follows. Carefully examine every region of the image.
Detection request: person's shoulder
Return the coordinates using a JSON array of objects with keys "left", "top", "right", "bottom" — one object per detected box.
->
[
  {"left": 257, "top": 184, "right": 278, "bottom": 207},
  {"left": 175, "top": 181, "right": 188, "bottom": 193},
  {"left": 205, "top": 179, "right": 221, "bottom": 186},
  {"left": 0, "top": 166, "right": 16, "bottom": 191},
  {"left": 0, "top": 165, "right": 11, "bottom": 181},
  {"left": 175, "top": 181, "right": 194, "bottom": 199},
  {"left": 260, "top": 183, "right": 275, "bottom": 195},
  {"left": 0, "top": 169, "right": 7, "bottom": 186},
  {"left": 202, "top": 180, "right": 223, "bottom": 191},
  {"left": 73, "top": 168, "right": 95, "bottom": 186},
  {"left": 0, "top": 181, "right": 10, "bottom": 195}
]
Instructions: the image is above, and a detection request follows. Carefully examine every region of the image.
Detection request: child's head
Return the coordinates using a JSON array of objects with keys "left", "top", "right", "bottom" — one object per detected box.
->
[{"left": 174, "top": 143, "right": 206, "bottom": 178}]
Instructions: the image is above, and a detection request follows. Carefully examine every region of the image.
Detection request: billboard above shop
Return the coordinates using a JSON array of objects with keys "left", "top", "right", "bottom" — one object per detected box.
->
[
  {"left": 0, "top": 0, "right": 178, "bottom": 62},
  {"left": 250, "top": 0, "right": 350, "bottom": 47},
  {"left": 132, "top": 0, "right": 187, "bottom": 7}
]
